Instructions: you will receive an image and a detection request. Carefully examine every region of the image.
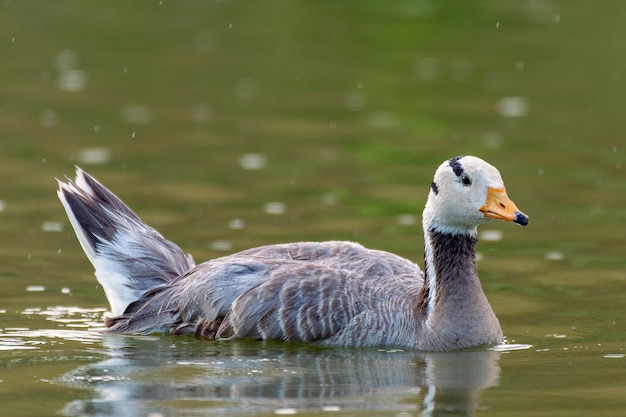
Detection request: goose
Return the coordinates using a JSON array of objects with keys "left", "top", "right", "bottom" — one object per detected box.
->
[{"left": 57, "top": 155, "right": 528, "bottom": 351}]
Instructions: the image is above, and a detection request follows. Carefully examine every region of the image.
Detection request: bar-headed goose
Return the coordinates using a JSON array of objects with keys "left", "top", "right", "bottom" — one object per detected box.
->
[{"left": 57, "top": 155, "right": 528, "bottom": 351}]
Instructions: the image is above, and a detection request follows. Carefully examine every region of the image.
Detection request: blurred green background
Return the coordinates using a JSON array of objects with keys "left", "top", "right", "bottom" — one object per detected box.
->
[{"left": 1, "top": 1, "right": 625, "bottom": 416}]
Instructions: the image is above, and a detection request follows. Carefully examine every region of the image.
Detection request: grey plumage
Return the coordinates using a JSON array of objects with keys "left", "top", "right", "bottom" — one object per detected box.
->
[
  {"left": 106, "top": 241, "right": 424, "bottom": 347},
  {"left": 57, "top": 156, "right": 528, "bottom": 351}
]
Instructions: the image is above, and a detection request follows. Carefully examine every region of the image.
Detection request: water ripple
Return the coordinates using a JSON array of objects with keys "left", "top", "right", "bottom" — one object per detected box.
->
[{"left": 0, "top": 306, "right": 107, "bottom": 351}]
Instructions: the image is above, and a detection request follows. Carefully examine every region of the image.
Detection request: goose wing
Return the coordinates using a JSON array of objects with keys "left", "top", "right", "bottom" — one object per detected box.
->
[{"left": 106, "top": 241, "right": 423, "bottom": 344}]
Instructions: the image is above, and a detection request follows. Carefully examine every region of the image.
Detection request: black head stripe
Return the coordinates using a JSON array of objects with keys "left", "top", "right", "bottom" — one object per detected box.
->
[
  {"left": 448, "top": 156, "right": 465, "bottom": 178},
  {"left": 430, "top": 181, "right": 439, "bottom": 195}
]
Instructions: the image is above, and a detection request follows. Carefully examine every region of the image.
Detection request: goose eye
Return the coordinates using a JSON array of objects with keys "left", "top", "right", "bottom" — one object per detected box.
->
[{"left": 461, "top": 175, "right": 472, "bottom": 186}]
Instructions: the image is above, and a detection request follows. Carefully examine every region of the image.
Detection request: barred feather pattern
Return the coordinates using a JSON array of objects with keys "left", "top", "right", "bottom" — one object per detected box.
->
[{"left": 106, "top": 241, "right": 425, "bottom": 347}]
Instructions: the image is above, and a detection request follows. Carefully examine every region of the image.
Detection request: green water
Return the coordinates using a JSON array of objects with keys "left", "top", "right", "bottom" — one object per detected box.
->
[{"left": 1, "top": 1, "right": 625, "bottom": 416}]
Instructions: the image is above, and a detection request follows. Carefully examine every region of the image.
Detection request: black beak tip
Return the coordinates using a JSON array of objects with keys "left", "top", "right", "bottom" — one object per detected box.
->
[{"left": 514, "top": 211, "right": 529, "bottom": 226}]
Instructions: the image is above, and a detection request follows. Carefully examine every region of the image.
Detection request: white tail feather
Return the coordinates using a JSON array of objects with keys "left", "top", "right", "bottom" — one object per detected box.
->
[{"left": 58, "top": 168, "right": 195, "bottom": 316}]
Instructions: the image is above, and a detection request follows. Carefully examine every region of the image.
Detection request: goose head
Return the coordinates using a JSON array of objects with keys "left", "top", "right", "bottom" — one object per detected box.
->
[{"left": 423, "top": 156, "right": 528, "bottom": 235}]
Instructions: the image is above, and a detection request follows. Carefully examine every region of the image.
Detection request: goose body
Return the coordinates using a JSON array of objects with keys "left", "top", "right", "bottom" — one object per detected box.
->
[{"left": 57, "top": 156, "right": 528, "bottom": 351}]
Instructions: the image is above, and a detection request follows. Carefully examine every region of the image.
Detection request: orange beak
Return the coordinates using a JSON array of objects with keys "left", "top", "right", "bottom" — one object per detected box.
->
[{"left": 479, "top": 188, "right": 529, "bottom": 226}]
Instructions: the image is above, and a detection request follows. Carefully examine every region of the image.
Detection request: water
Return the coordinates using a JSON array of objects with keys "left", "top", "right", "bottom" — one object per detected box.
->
[{"left": 2, "top": 1, "right": 626, "bottom": 416}]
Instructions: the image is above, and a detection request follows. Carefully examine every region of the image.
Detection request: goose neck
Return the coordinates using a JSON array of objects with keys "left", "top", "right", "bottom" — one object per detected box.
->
[{"left": 420, "top": 228, "right": 480, "bottom": 318}]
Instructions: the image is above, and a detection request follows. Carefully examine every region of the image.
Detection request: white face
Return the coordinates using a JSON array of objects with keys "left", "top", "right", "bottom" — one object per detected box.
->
[{"left": 422, "top": 156, "right": 506, "bottom": 234}]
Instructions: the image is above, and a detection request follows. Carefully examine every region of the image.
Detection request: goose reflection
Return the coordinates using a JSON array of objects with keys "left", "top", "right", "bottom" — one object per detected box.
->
[{"left": 58, "top": 335, "right": 501, "bottom": 417}]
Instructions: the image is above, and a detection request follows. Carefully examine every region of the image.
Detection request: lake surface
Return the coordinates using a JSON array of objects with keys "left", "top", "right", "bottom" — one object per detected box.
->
[{"left": 1, "top": 1, "right": 626, "bottom": 416}]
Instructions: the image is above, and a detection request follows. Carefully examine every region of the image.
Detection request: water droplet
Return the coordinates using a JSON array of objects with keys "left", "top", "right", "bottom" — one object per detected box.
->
[
  {"left": 344, "top": 90, "right": 367, "bottom": 111},
  {"left": 264, "top": 202, "right": 286, "bottom": 215},
  {"left": 545, "top": 251, "right": 565, "bottom": 261},
  {"left": 121, "top": 104, "right": 151, "bottom": 125},
  {"left": 322, "top": 193, "right": 338, "bottom": 206},
  {"left": 210, "top": 240, "right": 232, "bottom": 251},
  {"left": 41, "top": 221, "right": 63, "bottom": 232},
  {"left": 53, "top": 49, "right": 79, "bottom": 71},
  {"left": 39, "top": 109, "right": 59, "bottom": 128},
  {"left": 239, "top": 153, "right": 267, "bottom": 170},
  {"left": 57, "top": 70, "right": 87, "bottom": 92},
  {"left": 396, "top": 214, "right": 417, "bottom": 226},
  {"left": 480, "top": 230, "right": 503, "bottom": 241},
  {"left": 367, "top": 112, "right": 397, "bottom": 130},
  {"left": 194, "top": 29, "right": 218, "bottom": 54},
  {"left": 497, "top": 96, "right": 529, "bottom": 117},
  {"left": 235, "top": 78, "right": 256, "bottom": 99},
  {"left": 77, "top": 147, "right": 111, "bottom": 165},
  {"left": 228, "top": 218, "right": 245, "bottom": 230},
  {"left": 483, "top": 132, "right": 503, "bottom": 149},
  {"left": 191, "top": 102, "right": 211, "bottom": 122}
]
